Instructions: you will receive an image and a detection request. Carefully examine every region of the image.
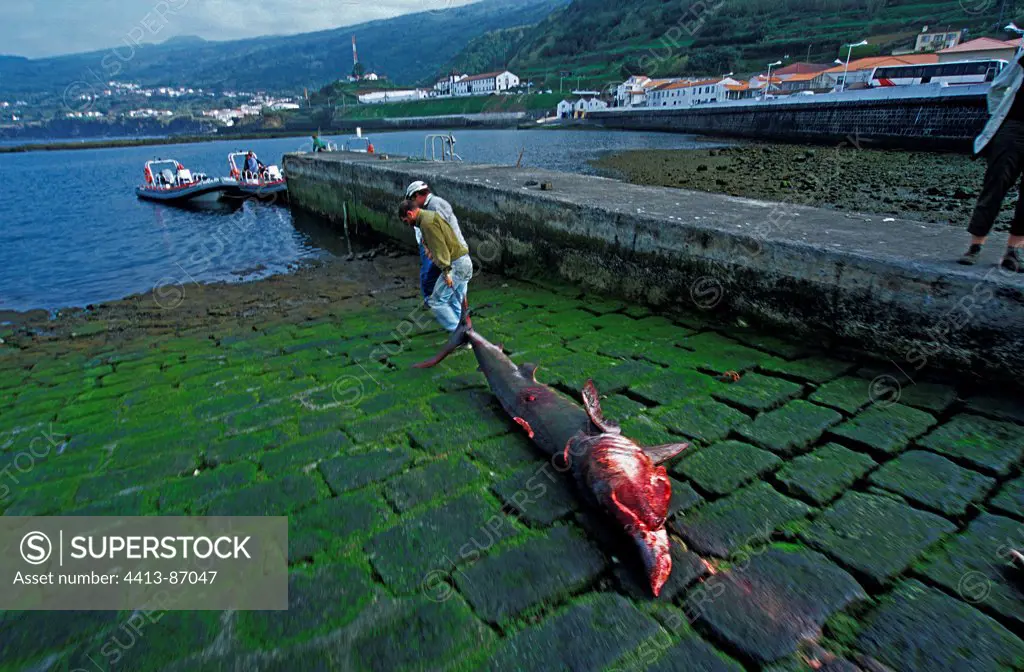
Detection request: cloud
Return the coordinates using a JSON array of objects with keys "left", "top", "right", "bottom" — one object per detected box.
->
[{"left": 2, "top": 0, "right": 479, "bottom": 58}]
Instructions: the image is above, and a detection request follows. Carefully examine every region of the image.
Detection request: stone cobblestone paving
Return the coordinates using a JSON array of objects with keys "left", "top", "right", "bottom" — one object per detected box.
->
[{"left": 0, "top": 256, "right": 1022, "bottom": 671}]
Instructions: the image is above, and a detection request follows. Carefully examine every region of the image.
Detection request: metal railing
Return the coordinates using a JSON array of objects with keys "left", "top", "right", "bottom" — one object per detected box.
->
[{"left": 424, "top": 133, "right": 462, "bottom": 162}]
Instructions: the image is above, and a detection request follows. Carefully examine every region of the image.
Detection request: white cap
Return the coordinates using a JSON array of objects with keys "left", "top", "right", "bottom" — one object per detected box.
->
[{"left": 405, "top": 180, "right": 429, "bottom": 198}]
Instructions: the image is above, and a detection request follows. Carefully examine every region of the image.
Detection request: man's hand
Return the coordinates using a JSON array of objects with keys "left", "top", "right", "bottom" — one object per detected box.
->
[
  {"left": 424, "top": 247, "right": 433, "bottom": 261},
  {"left": 444, "top": 273, "right": 454, "bottom": 288}
]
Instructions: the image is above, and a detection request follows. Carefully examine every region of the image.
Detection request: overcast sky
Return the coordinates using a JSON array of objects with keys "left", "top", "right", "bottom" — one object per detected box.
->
[{"left": 4, "top": 0, "right": 480, "bottom": 58}]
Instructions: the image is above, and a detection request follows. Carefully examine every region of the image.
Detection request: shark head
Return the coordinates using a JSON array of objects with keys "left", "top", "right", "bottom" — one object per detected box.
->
[
  {"left": 635, "top": 525, "right": 673, "bottom": 597},
  {"left": 567, "top": 431, "right": 676, "bottom": 597}
]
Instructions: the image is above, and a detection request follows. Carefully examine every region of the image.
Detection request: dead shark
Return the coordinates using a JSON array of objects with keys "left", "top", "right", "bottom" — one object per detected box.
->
[{"left": 414, "top": 302, "right": 688, "bottom": 596}]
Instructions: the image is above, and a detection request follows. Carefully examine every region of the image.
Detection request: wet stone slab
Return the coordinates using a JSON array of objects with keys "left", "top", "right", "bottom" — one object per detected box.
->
[
  {"left": 774, "top": 443, "right": 877, "bottom": 506},
  {"left": 382, "top": 455, "right": 481, "bottom": 512},
  {"left": 453, "top": 526, "right": 607, "bottom": 623},
  {"left": 801, "top": 492, "right": 957, "bottom": 587},
  {"left": 62, "top": 612, "right": 224, "bottom": 672},
  {"left": 205, "top": 473, "right": 321, "bottom": 516},
  {"left": 808, "top": 377, "right": 873, "bottom": 415},
  {"left": 651, "top": 397, "right": 751, "bottom": 445},
  {"left": 917, "top": 413, "right": 1024, "bottom": 477},
  {"left": 365, "top": 492, "right": 518, "bottom": 592},
  {"left": 260, "top": 430, "right": 354, "bottom": 472},
  {"left": 710, "top": 372, "right": 804, "bottom": 414},
  {"left": 827, "top": 404, "right": 937, "bottom": 456},
  {"left": 916, "top": 513, "right": 1024, "bottom": 628},
  {"left": 684, "top": 546, "right": 867, "bottom": 664},
  {"left": 236, "top": 561, "right": 376, "bottom": 647},
  {"left": 600, "top": 393, "right": 649, "bottom": 423},
  {"left": 868, "top": 450, "right": 996, "bottom": 518},
  {"left": 289, "top": 491, "right": 393, "bottom": 562},
  {"left": 470, "top": 433, "right": 544, "bottom": 473},
  {"left": 318, "top": 445, "right": 414, "bottom": 495},
  {"left": 643, "top": 633, "right": 746, "bottom": 672},
  {"left": 894, "top": 381, "right": 958, "bottom": 414},
  {"left": 668, "top": 477, "right": 704, "bottom": 517},
  {"left": 855, "top": 579, "right": 1024, "bottom": 672},
  {"left": 671, "top": 482, "right": 813, "bottom": 558},
  {"left": 671, "top": 440, "right": 782, "bottom": 496},
  {"left": 737, "top": 400, "right": 844, "bottom": 456},
  {"left": 484, "top": 593, "right": 662, "bottom": 672},
  {"left": 631, "top": 370, "right": 718, "bottom": 406},
  {"left": 619, "top": 414, "right": 680, "bottom": 447},
  {"left": 493, "top": 462, "right": 579, "bottom": 526},
  {"left": 589, "top": 359, "right": 665, "bottom": 395},
  {"left": 159, "top": 462, "right": 259, "bottom": 513},
  {"left": 347, "top": 594, "right": 496, "bottom": 672},
  {"left": 759, "top": 356, "right": 856, "bottom": 385},
  {"left": 990, "top": 476, "right": 1024, "bottom": 520},
  {"left": 0, "top": 611, "right": 120, "bottom": 669},
  {"left": 677, "top": 332, "right": 783, "bottom": 374}
]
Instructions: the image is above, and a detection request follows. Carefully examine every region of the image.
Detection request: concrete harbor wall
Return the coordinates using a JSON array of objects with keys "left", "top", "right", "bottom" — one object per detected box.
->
[
  {"left": 282, "top": 151, "right": 1024, "bottom": 382},
  {"left": 284, "top": 111, "right": 536, "bottom": 135},
  {"left": 589, "top": 86, "right": 989, "bottom": 151}
]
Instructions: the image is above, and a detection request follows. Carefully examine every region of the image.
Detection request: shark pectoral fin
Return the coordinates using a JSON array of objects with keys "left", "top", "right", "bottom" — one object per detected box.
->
[
  {"left": 643, "top": 442, "right": 689, "bottom": 465},
  {"left": 581, "top": 379, "right": 621, "bottom": 434},
  {"left": 513, "top": 416, "right": 535, "bottom": 439},
  {"left": 519, "top": 363, "right": 539, "bottom": 381}
]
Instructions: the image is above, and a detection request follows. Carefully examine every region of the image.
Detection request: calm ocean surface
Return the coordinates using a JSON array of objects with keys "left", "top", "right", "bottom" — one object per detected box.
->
[{"left": 0, "top": 129, "right": 725, "bottom": 312}]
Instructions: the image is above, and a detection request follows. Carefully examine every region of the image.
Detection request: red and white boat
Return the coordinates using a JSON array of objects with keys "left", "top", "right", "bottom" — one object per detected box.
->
[
  {"left": 136, "top": 159, "right": 232, "bottom": 206},
  {"left": 226, "top": 152, "right": 287, "bottom": 202}
]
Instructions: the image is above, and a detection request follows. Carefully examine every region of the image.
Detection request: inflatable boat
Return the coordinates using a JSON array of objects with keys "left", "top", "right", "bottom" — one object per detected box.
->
[
  {"left": 136, "top": 159, "right": 232, "bottom": 206},
  {"left": 226, "top": 152, "right": 288, "bottom": 202}
]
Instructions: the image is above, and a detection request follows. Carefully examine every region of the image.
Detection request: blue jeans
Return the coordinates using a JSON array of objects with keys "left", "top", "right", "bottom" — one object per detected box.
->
[
  {"left": 419, "top": 245, "right": 442, "bottom": 302},
  {"left": 428, "top": 255, "right": 473, "bottom": 332}
]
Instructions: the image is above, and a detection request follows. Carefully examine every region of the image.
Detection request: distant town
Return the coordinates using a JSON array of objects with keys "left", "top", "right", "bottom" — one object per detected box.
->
[{"left": 1, "top": 26, "right": 1019, "bottom": 136}]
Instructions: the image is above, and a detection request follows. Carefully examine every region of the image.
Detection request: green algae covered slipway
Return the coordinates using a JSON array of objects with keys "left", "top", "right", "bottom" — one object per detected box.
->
[{"left": 1, "top": 242, "right": 1023, "bottom": 671}]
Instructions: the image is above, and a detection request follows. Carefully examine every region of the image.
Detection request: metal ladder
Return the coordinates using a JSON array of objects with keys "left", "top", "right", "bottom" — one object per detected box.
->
[{"left": 424, "top": 133, "right": 462, "bottom": 162}]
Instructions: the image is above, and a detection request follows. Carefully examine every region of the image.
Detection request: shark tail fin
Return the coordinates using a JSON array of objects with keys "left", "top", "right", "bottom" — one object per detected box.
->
[{"left": 413, "top": 298, "right": 472, "bottom": 369}]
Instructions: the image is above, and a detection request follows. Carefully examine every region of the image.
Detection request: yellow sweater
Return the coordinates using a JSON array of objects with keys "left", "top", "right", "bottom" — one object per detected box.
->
[{"left": 417, "top": 210, "right": 468, "bottom": 273}]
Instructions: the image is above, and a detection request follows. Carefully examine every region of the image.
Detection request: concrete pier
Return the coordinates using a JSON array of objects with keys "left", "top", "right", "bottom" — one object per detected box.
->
[
  {"left": 590, "top": 86, "right": 989, "bottom": 151},
  {"left": 282, "top": 151, "right": 1024, "bottom": 382}
]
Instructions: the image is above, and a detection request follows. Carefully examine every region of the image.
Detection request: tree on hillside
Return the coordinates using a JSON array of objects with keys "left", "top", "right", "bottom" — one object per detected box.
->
[{"left": 683, "top": 47, "right": 741, "bottom": 76}]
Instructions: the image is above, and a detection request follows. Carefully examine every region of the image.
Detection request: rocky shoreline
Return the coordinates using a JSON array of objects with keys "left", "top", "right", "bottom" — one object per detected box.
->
[{"left": 592, "top": 143, "right": 1015, "bottom": 231}]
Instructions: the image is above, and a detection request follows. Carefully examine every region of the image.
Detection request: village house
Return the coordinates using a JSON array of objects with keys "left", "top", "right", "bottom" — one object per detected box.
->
[
  {"left": 915, "top": 28, "right": 963, "bottom": 52},
  {"left": 615, "top": 75, "right": 651, "bottom": 106},
  {"left": 646, "top": 77, "right": 743, "bottom": 108},
  {"left": 452, "top": 71, "right": 521, "bottom": 96},
  {"left": 557, "top": 95, "right": 609, "bottom": 118},
  {"left": 937, "top": 37, "right": 1020, "bottom": 63},
  {"left": 774, "top": 62, "right": 833, "bottom": 92},
  {"left": 433, "top": 74, "right": 468, "bottom": 96}
]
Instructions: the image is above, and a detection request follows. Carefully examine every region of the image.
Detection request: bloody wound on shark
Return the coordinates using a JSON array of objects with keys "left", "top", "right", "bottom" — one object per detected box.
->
[{"left": 414, "top": 301, "right": 689, "bottom": 596}]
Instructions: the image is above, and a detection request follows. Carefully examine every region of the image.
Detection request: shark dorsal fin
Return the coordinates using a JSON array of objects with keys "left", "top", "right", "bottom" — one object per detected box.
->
[
  {"left": 519, "top": 363, "right": 539, "bottom": 382},
  {"left": 581, "top": 379, "right": 621, "bottom": 434},
  {"left": 642, "top": 442, "right": 689, "bottom": 465}
]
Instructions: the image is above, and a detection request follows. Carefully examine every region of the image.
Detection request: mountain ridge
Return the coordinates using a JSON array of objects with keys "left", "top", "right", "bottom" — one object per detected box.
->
[{"left": 0, "top": 0, "right": 567, "bottom": 96}]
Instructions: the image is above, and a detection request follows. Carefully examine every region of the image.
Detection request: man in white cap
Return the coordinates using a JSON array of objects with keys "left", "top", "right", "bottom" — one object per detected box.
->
[{"left": 406, "top": 181, "right": 468, "bottom": 305}]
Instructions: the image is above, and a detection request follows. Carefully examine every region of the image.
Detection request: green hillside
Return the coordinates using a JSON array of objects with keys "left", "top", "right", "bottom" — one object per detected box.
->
[
  {"left": 449, "top": 0, "right": 1023, "bottom": 93},
  {"left": 0, "top": 0, "right": 567, "bottom": 97},
  {"left": 441, "top": 26, "right": 536, "bottom": 78}
]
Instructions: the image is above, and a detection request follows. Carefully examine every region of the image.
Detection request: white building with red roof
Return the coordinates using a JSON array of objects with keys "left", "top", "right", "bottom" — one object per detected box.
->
[{"left": 452, "top": 71, "right": 521, "bottom": 96}]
